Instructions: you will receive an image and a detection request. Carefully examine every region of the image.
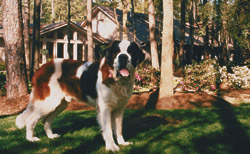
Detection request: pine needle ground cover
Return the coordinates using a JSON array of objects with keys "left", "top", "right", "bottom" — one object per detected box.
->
[{"left": 1, "top": 105, "right": 250, "bottom": 154}]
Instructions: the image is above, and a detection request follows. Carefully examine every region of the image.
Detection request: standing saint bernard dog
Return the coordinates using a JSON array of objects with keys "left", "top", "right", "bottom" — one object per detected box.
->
[{"left": 16, "top": 40, "right": 145, "bottom": 151}]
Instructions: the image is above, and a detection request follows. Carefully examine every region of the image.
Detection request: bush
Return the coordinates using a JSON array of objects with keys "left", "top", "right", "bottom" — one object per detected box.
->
[
  {"left": 220, "top": 65, "right": 250, "bottom": 89},
  {"left": 0, "top": 61, "right": 5, "bottom": 71},
  {"left": 182, "top": 59, "right": 250, "bottom": 93},
  {"left": 181, "top": 59, "right": 220, "bottom": 93},
  {"left": 134, "top": 61, "right": 161, "bottom": 92},
  {"left": 0, "top": 72, "right": 6, "bottom": 96}
]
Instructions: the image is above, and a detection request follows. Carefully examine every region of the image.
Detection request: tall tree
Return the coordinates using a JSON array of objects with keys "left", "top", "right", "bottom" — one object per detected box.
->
[
  {"left": 23, "top": 0, "right": 30, "bottom": 70},
  {"left": 131, "top": 0, "right": 136, "bottom": 41},
  {"left": 159, "top": 0, "right": 174, "bottom": 97},
  {"left": 148, "top": 0, "right": 159, "bottom": 69},
  {"left": 51, "top": 0, "right": 55, "bottom": 23},
  {"left": 188, "top": 0, "right": 194, "bottom": 64},
  {"left": 87, "top": 0, "right": 94, "bottom": 62},
  {"left": 122, "top": 0, "right": 129, "bottom": 40},
  {"left": 30, "top": 0, "right": 41, "bottom": 79},
  {"left": 202, "top": 0, "right": 209, "bottom": 59},
  {"left": 67, "top": 0, "right": 73, "bottom": 59},
  {"left": 114, "top": 3, "right": 121, "bottom": 40},
  {"left": 2, "top": 0, "right": 29, "bottom": 98},
  {"left": 179, "top": 0, "right": 186, "bottom": 67}
]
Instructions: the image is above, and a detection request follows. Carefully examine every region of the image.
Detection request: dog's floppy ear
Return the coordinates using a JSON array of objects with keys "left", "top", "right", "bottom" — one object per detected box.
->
[
  {"left": 99, "top": 57, "right": 115, "bottom": 86},
  {"left": 128, "top": 42, "right": 145, "bottom": 67},
  {"left": 105, "top": 40, "right": 121, "bottom": 66}
]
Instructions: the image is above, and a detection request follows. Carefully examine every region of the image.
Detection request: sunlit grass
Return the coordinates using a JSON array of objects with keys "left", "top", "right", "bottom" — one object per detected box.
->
[{"left": 1, "top": 104, "right": 250, "bottom": 154}]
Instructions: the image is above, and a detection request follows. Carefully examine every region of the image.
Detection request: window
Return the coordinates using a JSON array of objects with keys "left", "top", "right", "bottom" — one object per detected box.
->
[
  {"left": 77, "top": 44, "right": 83, "bottom": 60},
  {"left": 57, "top": 43, "right": 64, "bottom": 58}
]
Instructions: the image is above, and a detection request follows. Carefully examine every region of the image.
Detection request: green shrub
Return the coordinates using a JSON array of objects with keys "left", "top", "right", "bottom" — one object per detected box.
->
[
  {"left": 134, "top": 61, "right": 161, "bottom": 92},
  {"left": 182, "top": 59, "right": 250, "bottom": 93},
  {"left": 0, "top": 61, "right": 5, "bottom": 71},
  {"left": 0, "top": 72, "right": 6, "bottom": 96},
  {"left": 181, "top": 59, "right": 220, "bottom": 93}
]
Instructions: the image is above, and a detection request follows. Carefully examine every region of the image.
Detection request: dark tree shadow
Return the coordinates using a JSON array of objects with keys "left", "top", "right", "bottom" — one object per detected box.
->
[
  {"left": 53, "top": 112, "right": 98, "bottom": 135},
  {"left": 214, "top": 97, "right": 250, "bottom": 154},
  {"left": 192, "top": 97, "right": 250, "bottom": 154},
  {"left": 145, "top": 88, "right": 159, "bottom": 109}
]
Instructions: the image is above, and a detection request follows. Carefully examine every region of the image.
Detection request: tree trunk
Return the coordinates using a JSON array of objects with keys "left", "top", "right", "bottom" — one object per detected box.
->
[
  {"left": 112, "top": 0, "right": 121, "bottom": 40},
  {"left": 122, "top": 0, "right": 129, "bottom": 40},
  {"left": 51, "top": 0, "right": 55, "bottom": 23},
  {"left": 87, "top": 0, "right": 94, "bottom": 62},
  {"left": 30, "top": 0, "right": 41, "bottom": 79},
  {"left": 159, "top": 0, "right": 174, "bottom": 97},
  {"left": 203, "top": 0, "right": 209, "bottom": 59},
  {"left": 148, "top": 0, "right": 159, "bottom": 69},
  {"left": 188, "top": 1, "right": 194, "bottom": 63},
  {"left": 114, "top": 8, "right": 121, "bottom": 40},
  {"left": 221, "top": 19, "right": 228, "bottom": 65},
  {"left": 23, "top": 0, "right": 30, "bottom": 72},
  {"left": 2, "top": 0, "right": 29, "bottom": 98},
  {"left": 131, "top": 0, "right": 136, "bottom": 41},
  {"left": 179, "top": 0, "right": 186, "bottom": 67},
  {"left": 67, "top": 0, "right": 72, "bottom": 59}
]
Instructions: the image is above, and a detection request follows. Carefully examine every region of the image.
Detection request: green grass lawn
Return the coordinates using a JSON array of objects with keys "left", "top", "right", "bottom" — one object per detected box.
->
[{"left": 1, "top": 104, "right": 250, "bottom": 154}]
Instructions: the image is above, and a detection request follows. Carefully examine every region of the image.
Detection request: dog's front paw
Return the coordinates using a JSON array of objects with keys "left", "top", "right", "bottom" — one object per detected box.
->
[
  {"left": 117, "top": 137, "right": 133, "bottom": 146},
  {"left": 48, "top": 133, "right": 60, "bottom": 139},
  {"left": 27, "top": 136, "right": 40, "bottom": 142},
  {"left": 119, "top": 141, "right": 133, "bottom": 146},
  {"left": 106, "top": 143, "right": 120, "bottom": 152}
]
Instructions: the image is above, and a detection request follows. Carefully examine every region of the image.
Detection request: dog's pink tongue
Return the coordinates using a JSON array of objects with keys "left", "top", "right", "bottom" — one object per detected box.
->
[{"left": 119, "top": 69, "right": 129, "bottom": 77}]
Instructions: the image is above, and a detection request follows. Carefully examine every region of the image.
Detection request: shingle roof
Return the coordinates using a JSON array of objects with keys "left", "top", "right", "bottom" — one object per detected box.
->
[
  {"left": 87, "top": 6, "right": 203, "bottom": 46},
  {"left": 40, "top": 21, "right": 110, "bottom": 44}
]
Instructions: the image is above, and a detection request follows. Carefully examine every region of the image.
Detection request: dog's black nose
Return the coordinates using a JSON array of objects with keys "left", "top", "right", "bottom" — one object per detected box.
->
[{"left": 118, "top": 54, "right": 128, "bottom": 68}]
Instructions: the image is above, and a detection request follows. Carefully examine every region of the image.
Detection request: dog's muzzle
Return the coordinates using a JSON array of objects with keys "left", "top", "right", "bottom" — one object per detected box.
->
[{"left": 117, "top": 54, "right": 130, "bottom": 77}]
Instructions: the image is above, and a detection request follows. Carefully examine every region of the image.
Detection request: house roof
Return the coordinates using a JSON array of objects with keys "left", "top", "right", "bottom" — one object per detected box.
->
[
  {"left": 40, "top": 21, "right": 110, "bottom": 44},
  {"left": 0, "top": 21, "right": 110, "bottom": 44},
  {"left": 80, "top": 6, "right": 160, "bottom": 44},
  {"left": 81, "top": 5, "right": 203, "bottom": 46}
]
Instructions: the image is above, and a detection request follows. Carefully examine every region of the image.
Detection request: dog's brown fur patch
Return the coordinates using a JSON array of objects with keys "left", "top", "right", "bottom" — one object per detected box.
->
[{"left": 32, "top": 61, "right": 55, "bottom": 101}]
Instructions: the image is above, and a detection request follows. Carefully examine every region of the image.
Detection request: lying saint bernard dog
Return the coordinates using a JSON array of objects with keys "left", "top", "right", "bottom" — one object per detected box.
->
[{"left": 16, "top": 40, "right": 145, "bottom": 151}]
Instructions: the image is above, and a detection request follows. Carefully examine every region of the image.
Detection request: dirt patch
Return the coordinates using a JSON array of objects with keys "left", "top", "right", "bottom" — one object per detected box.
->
[
  {"left": 1, "top": 89, "right": 250, "bottom": 116},
  {"left": 0, "top": 95, "right": 95, "bottom": 116},
  {"left": 0, "top": 95, "right": 29, "bottom": 116}
]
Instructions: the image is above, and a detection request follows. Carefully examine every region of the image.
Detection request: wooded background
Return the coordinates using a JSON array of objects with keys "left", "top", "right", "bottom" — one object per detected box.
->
[{"left": 1, "top": 0, "right": 249, "bottom": 99}]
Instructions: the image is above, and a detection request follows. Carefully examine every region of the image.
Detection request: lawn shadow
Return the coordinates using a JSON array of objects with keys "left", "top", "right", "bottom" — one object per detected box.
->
[
  {"left": 53, "top": 111, "right": 105, "bottom": 153},
  {"left": 63, "top": 134, "right": 104, "bottom": 154},
  {"left": 53, "top": 111, "right": 98, "bottom": 135},
  {"left": 214, "top": 97, "right": 250, "bottom": 153},
  {"left": 192, "top": 96, "right": 250, "bottom": 154},
  {"left": 123, "top": 109, "right": 179, "bottom": 141}
]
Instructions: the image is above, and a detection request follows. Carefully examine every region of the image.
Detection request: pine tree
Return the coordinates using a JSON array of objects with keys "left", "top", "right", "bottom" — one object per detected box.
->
[
  {"left": 148, "top": 0, "right": 159, "bottom": 69},
  {"left": 159, "top": 0, "right": 174, "bottom": 97},
  {"left": 87, "top": 0, "right": 94, "bottom": 62},
  {"left": 2, "top": 0, "right": 29, "bottom": 98}
]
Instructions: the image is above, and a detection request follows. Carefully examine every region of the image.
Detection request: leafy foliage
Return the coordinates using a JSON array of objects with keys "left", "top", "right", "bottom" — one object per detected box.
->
[
  {"left": 182, "top": 59, "right": 250, "bottom": 92},
  {"left": 0, "top": 62, "right": 6, "bottom": 96},
  {"left": 29, "top": 0, "right": 87, "bottom": 24},
  {"left": 227, "top": 0, "right": 250, "bottom": 50},
  {"left": 0, "top": 72, "right": 6, "bottom": 96},
  {"left": 182, "top": 59, "right": 220, "bottom": 93},
  {"left": 220, "top": 65, "right": 250, "bottom": 89},
  {"left": 134, "top": 61, "right": 160, "bottom": 92},
  {"left": 0, "top": 61, "right": 5, "bottom": 71}
]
